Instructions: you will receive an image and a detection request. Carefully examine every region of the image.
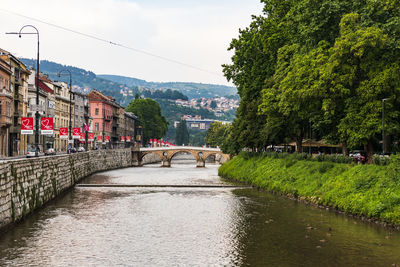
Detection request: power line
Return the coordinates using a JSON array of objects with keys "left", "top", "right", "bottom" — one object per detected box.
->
[{"left": 0, "top": 8, "right": 221, "bottom": 77}]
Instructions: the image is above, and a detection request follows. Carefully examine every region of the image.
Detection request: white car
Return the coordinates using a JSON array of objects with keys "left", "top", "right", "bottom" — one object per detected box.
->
[
  {"left": 26, "top": 148, "right": 43, "bottom": 158},
  {"left": 77, "top": 146, "right": 86, "bottom": 152},
  {"left": 44, "top": 147, "right": 56, "bottom": 156}
]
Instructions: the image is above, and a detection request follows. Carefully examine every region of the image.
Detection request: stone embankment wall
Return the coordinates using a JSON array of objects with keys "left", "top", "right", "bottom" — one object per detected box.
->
[{"left": 0, "top": 149, "right": 158, "bottom": 231}]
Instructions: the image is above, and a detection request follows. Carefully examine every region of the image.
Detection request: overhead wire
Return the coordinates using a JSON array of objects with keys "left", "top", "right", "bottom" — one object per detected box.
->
[{"left": 0, "top": 7, "right": 222, "bottom": 77}]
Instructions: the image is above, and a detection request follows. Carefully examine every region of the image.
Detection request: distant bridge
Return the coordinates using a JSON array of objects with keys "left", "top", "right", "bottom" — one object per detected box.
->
[{"left": 133, "top": 146, "right": 230, "bottom": 167}]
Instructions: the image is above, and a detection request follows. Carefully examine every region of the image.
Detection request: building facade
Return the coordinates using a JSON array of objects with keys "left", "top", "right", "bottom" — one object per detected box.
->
[
  {"left": 88, "top": 90, "right": 139, "bottom": 148},
  {"left": 0, "top": 49, "right": 31, "bottom": 156},
  {"left": 53, "top": 81, "right": 74, "bottom": 152},
  {"left": 88, "top": 90, "right": 113, "bottom": 148},
  {"left": 73, "top": 91, "right": 90, "bottom": 148},
  {"left": 0, "top": 57, "right": 12, "bottom": 157}
]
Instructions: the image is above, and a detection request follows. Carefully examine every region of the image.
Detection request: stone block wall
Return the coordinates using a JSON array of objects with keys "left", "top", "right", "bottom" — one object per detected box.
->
[{"left": 0, "top": 149, "right": 134, "bottom": 231}]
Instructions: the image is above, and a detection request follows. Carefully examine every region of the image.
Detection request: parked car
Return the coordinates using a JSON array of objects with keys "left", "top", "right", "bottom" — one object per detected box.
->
[
  {"left": 349, "top": 150, "right": 367, "bottom": 164},
  {"left": 77, "top": 146, "right": 85, "bottom": 152},
  {"left": 44, "top": 147, "right": 56, "bottom": 156},
  {"left": 26, "top": 147, "right": 43, "bottom": 158}
]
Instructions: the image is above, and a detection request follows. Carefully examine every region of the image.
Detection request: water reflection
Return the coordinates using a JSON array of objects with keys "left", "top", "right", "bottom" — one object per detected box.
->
[
  {"left": 0, "top": 161, "right": 399, "bottom": 266},
  {"left": 0, "top": 164, "right": 244, "bottom": 266},
  {"left": 232, "top": 189, "right": 400, "bottom": 266}
]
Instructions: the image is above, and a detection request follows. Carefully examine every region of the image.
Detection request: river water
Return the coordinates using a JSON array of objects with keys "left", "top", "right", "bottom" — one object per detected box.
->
[{"left": 1, "top": 159, "right": 400, "bottom": 266}]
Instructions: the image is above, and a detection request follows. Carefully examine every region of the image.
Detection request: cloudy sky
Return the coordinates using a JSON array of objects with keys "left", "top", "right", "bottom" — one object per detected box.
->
[{"left": 0, "top": 0, "right": 264, "bottom": 85}]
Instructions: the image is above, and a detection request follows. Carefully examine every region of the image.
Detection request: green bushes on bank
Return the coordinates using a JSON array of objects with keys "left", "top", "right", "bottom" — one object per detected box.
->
[{"left": 219, "top": 154, "right": 400, "bottom": 225}]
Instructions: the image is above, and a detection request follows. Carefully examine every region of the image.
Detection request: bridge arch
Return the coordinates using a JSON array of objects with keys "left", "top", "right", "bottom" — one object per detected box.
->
[
  {"left": 139, "top": 151, "right": 163, "bottom": 163},
  {"left": 169, "top": 150, "right": 199, "bottom": 162}
]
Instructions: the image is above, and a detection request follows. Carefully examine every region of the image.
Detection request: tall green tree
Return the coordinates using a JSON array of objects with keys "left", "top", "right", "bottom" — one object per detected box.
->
[
  {"left": 205, "top": 122, "right": 229, "bottom": 148},
  {"left": 175, "top": 120, "right": 189, "bottom": 146},
  {"left": 125, "top": 98, "right": 168, "bottom": 144},
  {"left": 322, "top": 13, "right": 400, "bottom": 159}
]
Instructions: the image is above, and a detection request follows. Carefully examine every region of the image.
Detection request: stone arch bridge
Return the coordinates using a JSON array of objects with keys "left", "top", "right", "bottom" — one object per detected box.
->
[{"left": 133, "top": 146, "right": 230, "bottom": 167}]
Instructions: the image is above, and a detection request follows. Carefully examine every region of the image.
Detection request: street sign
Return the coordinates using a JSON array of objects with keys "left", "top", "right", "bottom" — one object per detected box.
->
[{"left": 30, "top": 104, "right": 45, "bottom": 112}]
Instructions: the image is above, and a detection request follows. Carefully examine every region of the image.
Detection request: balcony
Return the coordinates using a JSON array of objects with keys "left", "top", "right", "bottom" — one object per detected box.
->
[
  {"left": 0, "top": 88, "right": 13, "bottom": 99},
  {"left": 0, "top": 114, "right": 12, "bottom": 127},
  {"left": 14, "top": 94, "right": 24, "bottom": 102}
]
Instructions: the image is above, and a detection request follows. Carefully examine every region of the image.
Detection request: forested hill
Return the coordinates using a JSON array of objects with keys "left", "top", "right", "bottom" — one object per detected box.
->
[
  {"left": 98, "top": 74, "right": 237, "bottom": 99},
  {"left": 20, "top": 58, "right": 237, "bottom": 103},
  {"left": 20, "top": 58, "right": 136, "bottom": 106}
]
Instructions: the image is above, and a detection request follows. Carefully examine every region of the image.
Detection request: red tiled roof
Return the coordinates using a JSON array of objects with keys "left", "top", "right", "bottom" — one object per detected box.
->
[
  {"left": 39, "top": 75, "right": 52, "bottom": 83},
  {"left": 38, "top": 79, "right": 54, "bottom": 94}
]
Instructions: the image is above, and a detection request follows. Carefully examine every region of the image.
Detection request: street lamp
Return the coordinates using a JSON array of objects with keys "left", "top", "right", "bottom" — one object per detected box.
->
[
  {"left": 382, "top": 98, "right": 390, "bottom": 154},
  {"left": 6, "top": 25, "right": 40, "bottom": 156},
  {"left": 57, "top": 69, "right": 73, "bottom": 152}
]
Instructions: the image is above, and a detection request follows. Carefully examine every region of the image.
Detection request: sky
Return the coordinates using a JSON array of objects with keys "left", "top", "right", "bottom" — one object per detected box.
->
[{"left": 0, "top": 0, "right": 264, "bottom": 86}]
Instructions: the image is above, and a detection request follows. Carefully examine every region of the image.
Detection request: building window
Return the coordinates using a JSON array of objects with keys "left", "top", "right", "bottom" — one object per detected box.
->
[
  {"left": 95, "top": 108, "right": 99, "bottom": 115},
  {"left": 95, "top": 123, "right": 99, "bottom": 131}
]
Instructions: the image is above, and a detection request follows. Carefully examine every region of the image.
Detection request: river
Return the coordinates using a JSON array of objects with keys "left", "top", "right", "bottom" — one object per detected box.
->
[{"left": 0, "top": 158, "right": 400, "bottom": 266}]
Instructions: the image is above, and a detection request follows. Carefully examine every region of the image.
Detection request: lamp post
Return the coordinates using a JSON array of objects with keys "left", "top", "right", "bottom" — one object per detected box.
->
[
  {"left": 6, "top": 25, "right": 40, "bottom": 156},
  {"left": 382, "top": 98, "right": 389, "bottom": 154},
  {"left": 57, "top": 69, "right": 73, "bottom": 152}
]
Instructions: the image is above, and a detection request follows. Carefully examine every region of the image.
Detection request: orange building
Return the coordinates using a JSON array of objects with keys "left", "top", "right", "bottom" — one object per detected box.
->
[{"left": 88, "top": 90, "right": 114, "bottom": 148}]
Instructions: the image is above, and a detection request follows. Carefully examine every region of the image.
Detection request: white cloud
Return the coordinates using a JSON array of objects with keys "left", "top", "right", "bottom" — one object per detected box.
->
[{"left": 0, "top": 0, "right": 263, "bottom": 85}]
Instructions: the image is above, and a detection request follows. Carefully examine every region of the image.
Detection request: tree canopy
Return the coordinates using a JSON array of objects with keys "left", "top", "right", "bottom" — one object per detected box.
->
[
  {"left": 224, "top": 0, "right": 400, "bottom": 159},
  {"left": 125, "top": 98, "right": 168, "bottom": 144},
  {"left": 205, "top": 122, "right": 230, "bottom": 148}
]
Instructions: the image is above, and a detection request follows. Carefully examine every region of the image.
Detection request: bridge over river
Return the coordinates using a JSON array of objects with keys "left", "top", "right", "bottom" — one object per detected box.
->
[{"left": 134, "top": 146, "right": 230, "bottom": 167}]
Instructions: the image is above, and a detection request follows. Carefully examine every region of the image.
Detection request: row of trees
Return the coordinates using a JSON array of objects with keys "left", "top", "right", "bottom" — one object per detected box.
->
[
  {"left": 221, "top": 0, "right": 400, "bottom": 160},
  {"left": 142, "top": 89, "right": 188, "bottom": 101}
]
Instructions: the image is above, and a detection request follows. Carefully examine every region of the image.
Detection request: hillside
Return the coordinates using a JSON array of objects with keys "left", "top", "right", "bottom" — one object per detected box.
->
[
  {"left": 98, "top": 74, "right": 237, "bottom": 99},
  {"left": 21, "top": 58, "right": 138, "bottom": 106}
]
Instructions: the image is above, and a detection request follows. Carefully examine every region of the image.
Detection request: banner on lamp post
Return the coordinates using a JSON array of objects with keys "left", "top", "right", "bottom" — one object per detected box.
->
[
  {"left": 104, "top": 136, "right": 110, "bottom": 143},
  {"left": 41, "top": 117, "right": 54, "bottom": 135},
  {"left": 21, "top": 117, "right": 34, "bottom": 135},
  {"left": 88, "top": 133, "right": 94, "bottom": 142},
  {"left": 97, "top": 135, "right": 103, "bottom": 142},
  {"left": 126, "top": 136, "right": 131, "bottom": 142},
  {"left": 121, "top": 136, "right": 125, "bottom": 142},
  {"left": 73, "top": 128, "right": 81, "bottom": 139},
  {"left": 80, "top": 133, "right": 85, "bottom": 142},
  {"left": 60, "top": 128, "right": 68, "bottom": 139}
]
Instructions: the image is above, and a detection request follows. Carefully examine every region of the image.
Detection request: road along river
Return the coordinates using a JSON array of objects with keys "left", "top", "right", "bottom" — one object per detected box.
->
[{"left": 0, "top": 158, "right": 399, "bottom": 266}]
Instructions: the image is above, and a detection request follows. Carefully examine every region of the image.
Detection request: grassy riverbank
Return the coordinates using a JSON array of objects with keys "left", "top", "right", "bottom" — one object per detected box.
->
[{"left": 219, "top": 153, "right": 400, "bottom": 225}]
